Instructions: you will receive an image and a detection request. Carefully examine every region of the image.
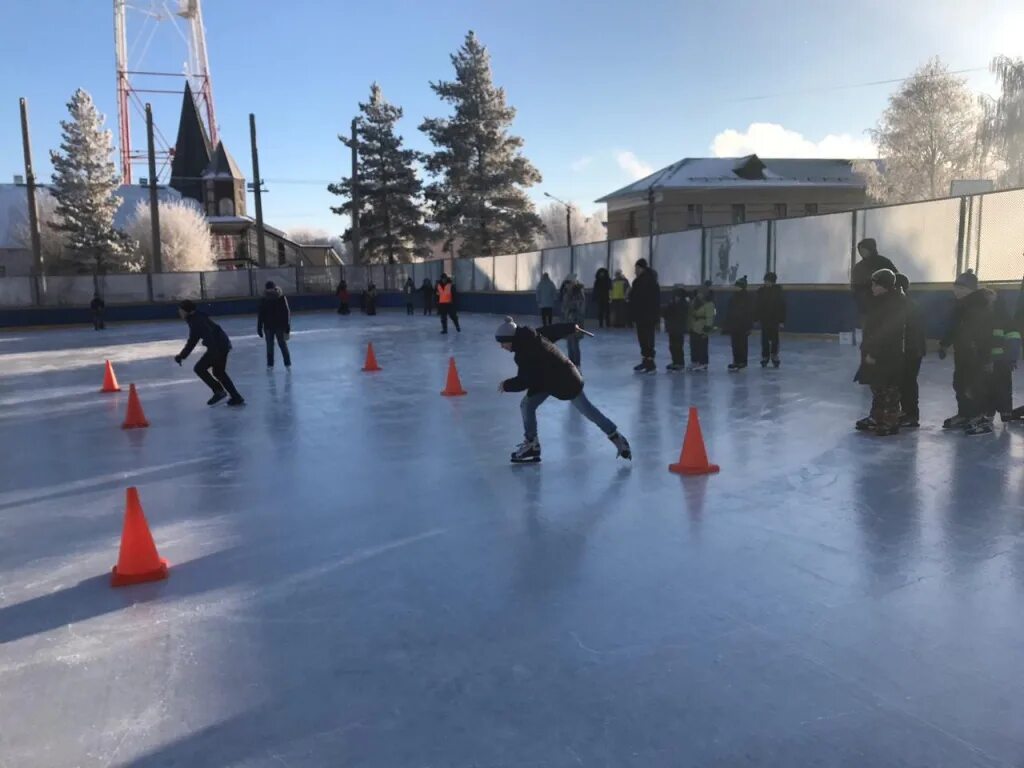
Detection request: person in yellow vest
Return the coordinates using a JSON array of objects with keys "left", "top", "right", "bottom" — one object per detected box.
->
[
  {"left": 435, "top": 273, "right": 461, "bottom": 334},
  {"left": 610, "top": 269, "right": 630, "bottom": 327}
]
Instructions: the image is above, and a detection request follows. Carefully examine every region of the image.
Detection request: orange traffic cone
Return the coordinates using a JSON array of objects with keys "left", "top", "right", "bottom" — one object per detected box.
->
[
  {"left": 121, "top": 383, "right": 149, "bottom": 429},
  {"left": 362, "top": 342, "right": 382, "bottom": 372},
  {"left": 669, "top": 407, "right": 720, "bottom": 476},
  {"left": 100, "top": 359, "right": 121, "bottom": 392},
  {"left": 440, "top": 356, "right": 467, "bottom": 396},
  {"left": 111, "top": 487, "right": 169, "bottom": 587}
]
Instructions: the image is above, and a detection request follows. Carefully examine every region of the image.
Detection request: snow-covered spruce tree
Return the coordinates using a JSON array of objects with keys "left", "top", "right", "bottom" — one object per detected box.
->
[
  {"left": 49, "top": 89, "right": 135, "bottom": 274},
  {"left": 420, "top": 31, "right": 543, "bottom": 258},
  {"left": 329, "top": 83, "right": 429, "bottom": 264},
  {"left": 126, "top": 199, "right": 216, "bottom": 272}
]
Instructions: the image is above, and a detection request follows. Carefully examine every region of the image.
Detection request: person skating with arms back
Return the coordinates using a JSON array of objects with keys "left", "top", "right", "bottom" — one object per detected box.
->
[
  {"left": 257, "top": 280, "right": 291, "bottom": 370},
  {"left": 724, "top": 276, "right": 755, "bottom": 372},
  {"left": 174, "top": 300, "right": 244, "bottom": 406},
  {"left": 495, "top": 316, "right": 631, "bottom": 464},
  {"left": 629, "top": 258, "right": 661, "bottom": 373},
  {"left": 755, "top": 272, "right": 786, "bottom": 368},
  {"left": 854, "top": 269, "right": 906, "bottom": 436}
]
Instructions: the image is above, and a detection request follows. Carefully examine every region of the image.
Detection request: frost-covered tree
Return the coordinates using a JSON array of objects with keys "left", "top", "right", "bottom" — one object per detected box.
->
[
  {"left": 125, "top": 199, "right": 215, "bottom": 272},
  {"left": 49, "top": 89, "right": 135, "bottom": 273},
  {"left": 329, "top": 83, "right": 429, "bottom": 264},
  {"left": 288, "top": 228, "right": 350, "bottom": 263},
  {"left": 14, "top": 188, "right": 66, "bottom": 267},
  {"left": 990, "top": 55, "right": 1024, "bottom": 188},
  {"left": 420, "top": 31, "right": 543, "bottom": 258},
  {"left": 537, "top": 202, "right": 607, "bottom": 248},
  {"left": 869, "top": 59, "right": 980, "bottom": 203}
]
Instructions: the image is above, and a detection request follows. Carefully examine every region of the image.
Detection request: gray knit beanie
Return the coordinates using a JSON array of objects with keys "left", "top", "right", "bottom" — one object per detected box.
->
[{"left": 495, "top": 316, "right": 518, "bottom": 342}]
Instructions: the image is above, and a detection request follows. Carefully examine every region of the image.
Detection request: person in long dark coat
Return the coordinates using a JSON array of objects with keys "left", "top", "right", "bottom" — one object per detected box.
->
[
  {"left": 756, "top": 272, "right": 786, "bottom": 368},
  {"left": 854, "top": 269, "right": 906, "bottom": 436},
  {"left": 895, "top": 274, "right": 925, "bottom": 427},
  {"left": 724, "top": 276, "right": 755, "bottom": 371},
  {"left": 420, "top": 278, "right": 434, "bottom": 315},
  {"left": 593, "top": 268, "right": 612, "bottom": 329},
  {"left": 628, "top": 259, "right": 660, "bottom": 373}
]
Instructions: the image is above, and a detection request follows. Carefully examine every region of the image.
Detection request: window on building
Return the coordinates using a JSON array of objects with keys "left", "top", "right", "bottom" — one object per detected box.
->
[
  {"left": 774, "top": 203, "right": 787, "bottom": 219},
  {"left": 731, "top": 204, "right": 746, "bottom": 224},
  {"left": 277, "top": 241, "right": 287, "bottom": 266},
  {"left": 687, "top": 204, "right": 703, "bottom": 227},
  {"left": 627, "top": 210, "right": 638, "bottom": 237},
  {"left": 805, "top": 203, "right": 819, "bottom": 215},
  {"left": 218, "top": 197, "right": 235, "bottom": 217}
]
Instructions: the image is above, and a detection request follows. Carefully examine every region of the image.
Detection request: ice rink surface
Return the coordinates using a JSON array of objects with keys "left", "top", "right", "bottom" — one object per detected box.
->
[{"left": 1, "top": 310, "right": 1023, "bottom": 767}]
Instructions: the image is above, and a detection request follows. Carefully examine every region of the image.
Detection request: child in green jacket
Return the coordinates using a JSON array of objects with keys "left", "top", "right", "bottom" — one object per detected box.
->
[{"left": 687, "top": 283, "right": 716, "bottom": 372}]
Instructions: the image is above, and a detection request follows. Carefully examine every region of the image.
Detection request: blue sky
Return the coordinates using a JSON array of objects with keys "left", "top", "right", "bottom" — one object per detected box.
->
[{"left": 2, "top": 0, "right": 1022, "bottom": 235}]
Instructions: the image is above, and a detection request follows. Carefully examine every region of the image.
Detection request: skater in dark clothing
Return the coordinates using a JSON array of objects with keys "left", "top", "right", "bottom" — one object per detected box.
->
[
  {"left": 661, "top": 286, "right": 690, "bottom": 371},
  {"left": 756, "top": 272, "right": 786, "bottom": 368},
  {"left": 404, "top": 277, "right": 416, "bottom": 316},
  {"left": 895, "top": 274, "right": 925, "bottom": 427},
  {"left": 851, "top": 238, "right": 897, "bottom": 319},
  {"left": 90, "top": 292, "right": 106, "bottom": 330},
  {"left": 724, "top": 276, "right": 755, "bottom": 371},
  {"left": 421, "top": 278, "right": 434, "bottom": 315},
  {"left": 561, "top": 276, "right": 587, "bottom": 367},
  {"left": 938, "top": 270, "right": 1000, "bottom": 433},
  {"left": 364, "top": 283, "right": 378, "bottom": 315},
  {"left": 593, "top": 268, "right": 612, "bottom": 329},
  {"left": 629, "top": 258, "right": 660, "bottom": 373},
  {"left": 687, "top": 284, "right": 716, "bottom": 371},
  {"left": 495, "top": 316, "right": 631, "bottom": 463},
  {"left": 257, "top": 281, "right": 291, "bottom": 369},
  {"left": 174, "top": 300, "right": 244, "bottom": 406},
  {"left": 854, "top": 269, "right": 906, "bottom": 436},
  {"left": 336, "top": 280, "right": 350, "bottom": 315},
  {"left": 436, "top": 273, "right": 461, "bottom": 334},
  {"left": 984, "top": 292, "right": 1019, "bottom": 427},
  {"left": 536, "top": 272, "right": 558, "bottom": 326}
]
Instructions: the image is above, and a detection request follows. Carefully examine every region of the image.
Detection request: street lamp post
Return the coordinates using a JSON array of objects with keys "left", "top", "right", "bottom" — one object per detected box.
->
[{"left": 543, "top": 192, "right": 573, "bottom": 248}]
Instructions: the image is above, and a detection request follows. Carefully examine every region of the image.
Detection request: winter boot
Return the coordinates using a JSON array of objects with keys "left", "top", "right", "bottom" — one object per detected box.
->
[
  {"left": 855, "top": 416, "right": 876, "bottom": 432},
  {"left": 609, "top": 432, "right": 632, "bottom": 460},
  {"left": 511, "top": 439, "right": 542, "bottom": 464},
  {"left": 226, "top": 397, "right": 246, "bottom": 407},
  {"left": 772, "top": 356, "right": 781, "bottom": 369},
  {"left": 942, "top": 414, "right": 970, "bottom": 430},
  {"left": 965, "top": 416, "right": 994, "bottom": 436},
  {"left": 207, "top": 390, "right": 228, "bottom": 406}
]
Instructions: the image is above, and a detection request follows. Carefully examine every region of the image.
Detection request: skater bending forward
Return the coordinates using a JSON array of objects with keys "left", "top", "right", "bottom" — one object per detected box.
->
[
  {"left": 174, "top": 300, "right": 245, "bottom": 406},
  {"left": 496, "top": 316, "right": 631, "bottom": 463}
]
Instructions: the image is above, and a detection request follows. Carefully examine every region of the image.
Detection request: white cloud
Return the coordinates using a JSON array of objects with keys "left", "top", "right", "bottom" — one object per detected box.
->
[
  {"left": 710, "top": 123, "right": 877, "bottom": 159},
  {"left": 570, "top": 156, "right": 593, "bottom": 172},
  {"left": 616, "top": 151, "right": 654, "bottom": 180}
]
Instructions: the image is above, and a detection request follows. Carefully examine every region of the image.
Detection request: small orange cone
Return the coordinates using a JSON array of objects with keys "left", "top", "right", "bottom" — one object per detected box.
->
[
  {"left": 111, "top": 487, "right": 169, "bottom": 587},
  {"left": 121, "top": 383, "right": 149, "bottom": 429},
  {"left": 441, "top": 356, "right": 467, "bottom": 396},
  {"left": 362, "top": 342, "right": 382, "bottom": 372},
  {"left": 100, "top": 360, "right": 121, "bottom": 392},
  {"left": 669, "top": 407, "right": 720, "bottom": 476}
]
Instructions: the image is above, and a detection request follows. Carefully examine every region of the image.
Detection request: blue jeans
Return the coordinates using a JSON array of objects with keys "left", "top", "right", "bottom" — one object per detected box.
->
[{"left": 520, "top": 390, "right": 617, "bottom": 441}]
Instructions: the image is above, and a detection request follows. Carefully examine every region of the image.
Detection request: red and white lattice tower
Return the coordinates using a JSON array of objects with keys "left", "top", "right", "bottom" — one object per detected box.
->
[{"left": 113, "top": 0, "right": 218, "bottom": 183}]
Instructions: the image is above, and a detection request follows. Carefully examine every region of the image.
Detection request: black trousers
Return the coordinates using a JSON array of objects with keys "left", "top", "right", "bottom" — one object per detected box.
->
[
  {"left": 900, "top": 356, "right": 922, "bottom": 420},
  {"left": 730, "top": 332, "right": 749, "bottom": 366},
  {"left": 92, "top": 312, "right": 105, "bottom": 330},
  {"left": 194, "top": 349, "right": 241, "bottom": 400},
  {"left": 689, "top": 334, "right": 709, "bottom": 365},
  {"left": 597, "top": 300, "right": 611, "bottom": 329},
  {"left": 439, "top": 305, "right": 460, "bottom": 332},
  {"left": 636, "top": 320, "right": 656, "bottom": 359},
  {"left": 986, "top": 361, "right": 1014, "bottom": 417},
  {"left": 668, "top": 332, "right": 685, "bottom": 365},
  {"left": 264, "top": 329, "right": 291, "bottom": 367},
  {"left": 422, "top": 299, "right": 432, "bottom": 316},
  {"left": 337, "top": 301, "right": 349, "bottom": 315},
  {"left": 761, "top": 326, "right": 780, "bottom": 361},
  {"left": 406, "top": 302, "right": 414, "bottom": 316},
  {"left": 540, "top": 307, "right": 553, "bottom": 326}
]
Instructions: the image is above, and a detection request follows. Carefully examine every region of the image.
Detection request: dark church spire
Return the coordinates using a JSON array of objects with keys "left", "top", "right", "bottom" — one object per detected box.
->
[{"left": 169, "top": 82, "right": 212, "bottom": 204}]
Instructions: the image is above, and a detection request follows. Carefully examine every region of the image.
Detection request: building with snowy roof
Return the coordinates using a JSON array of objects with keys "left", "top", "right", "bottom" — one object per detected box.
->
[{"left": 597, "top": 154, "right": 872, "bottom": 240}]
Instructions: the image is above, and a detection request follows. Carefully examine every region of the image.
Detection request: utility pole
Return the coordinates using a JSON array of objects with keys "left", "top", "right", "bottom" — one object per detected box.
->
[
  {"left": 249, "top": 113, "right": 267, "bottom": 267},
  {"left": 19, "top": 98, "right": 42, "bottom": 275},
  {"left": 347, "top": 118, "right": 361, "bottom": 265},
  {"left": 145, "top": 103, "right": 162, "bottom": 273}
]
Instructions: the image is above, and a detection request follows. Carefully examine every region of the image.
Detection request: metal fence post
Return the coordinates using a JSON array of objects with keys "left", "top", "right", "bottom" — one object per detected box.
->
[{"left": 199, "top": 270, "right": 207, "bottom": 300}]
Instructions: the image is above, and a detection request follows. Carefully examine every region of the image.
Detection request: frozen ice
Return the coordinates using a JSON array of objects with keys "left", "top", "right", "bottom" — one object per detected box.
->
[{"left": 1, "top": 310, "right": 1023, "bottom": 767}]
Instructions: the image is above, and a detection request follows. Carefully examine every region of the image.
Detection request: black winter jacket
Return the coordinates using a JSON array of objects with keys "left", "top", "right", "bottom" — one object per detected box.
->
[
  {"left": 628, "top": 269, "right": 661, "bottom": 323},
  {"left": 593, "top": 271, "right": 612, "bottom": 303},
  {"left": 502, "top": 324, "right": 583, "bottom": 400},
  {"left": 944, "top": 289, "right": 997, "bottom": 370},
  {"left": 755, "top": 285, "right": 786, "bottom": 327},
  {"left": 856, "top": 290, "right": 906, "bottom": 387},
  {"left": 661, "top": 297, "right": 690, "bottom": 335},
  {"left": 179, "top": 311, "right": 231, "bottom": 359},
  {"left": 902, "top": 294, "right": 926, "bottom": 360},
  {"left": 851, "top": 253, "right": 897, "bottom": 315},
  {"left": 724, "top": 290, "right": 755, "bottom": 334},
  {"left": 257, "top": 289, "right": 291, "bottom": 334}
]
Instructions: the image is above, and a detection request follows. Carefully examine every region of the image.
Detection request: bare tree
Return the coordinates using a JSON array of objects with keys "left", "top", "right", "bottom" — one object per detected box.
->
[
  {"left": 125, "top": 199, "right": 215, "bottom": 272},
  {"left": 869, "top": 58, "right": 980, "bottom": 202},
  {"left": 990, "top": 55, "right": 1024, "bottom": 187},
  {"left": 536, "top": 202, "right": 607, "bottom": 248}
]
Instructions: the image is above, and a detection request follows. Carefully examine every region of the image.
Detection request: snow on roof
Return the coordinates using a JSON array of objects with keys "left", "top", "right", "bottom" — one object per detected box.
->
[
  {"left": 596, "top": 155, "right": 873, "bottom": 203},
  {"left": 0, "top": 183, "right": 184, "bottom": 249}
]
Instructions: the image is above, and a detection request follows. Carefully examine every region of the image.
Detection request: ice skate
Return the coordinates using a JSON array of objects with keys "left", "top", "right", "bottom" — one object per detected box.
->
[
  {"left": 609, "top": 431, "right": 632, "bottom": 460},
  {"left": 771, "top": 356, "right": 781, "bottom": 369},
  {"left": 226, "top": 397, "right": 246, "bottom": 407},
  {"left": 874, "top": 423, "right": 900, "bottom": 437},
  {"left": 760, "top": 359, "right": 769, "bottom": 368},
  {"left": 898, "top": 414, "right": 920, "bottom": 428},
  {"left": 965, "top": 417, "right": 994, "bottom": 436},
  {"left": 633, "top": 361, "right": 647, "bottom": 372},
  {"left": 728, "top": 363, "right": 740, "bottom": 372},
  {"left": 207, "top": 390, "right": 227, "bottom": 406},
  {"left": 855, "top": 416, "right": 876, "bottom": 431},
  {"left": 640, "top": 358, "right": 656, "bottom": 374},
  {"left": 510, "top": 439, "right": 541, "bottom": 464},
  {"left": 942, "top": 414, "right": 969, "bottom": 430},
  {"left": 666, "top": 362, "right": 684, "bottom": 372}
]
